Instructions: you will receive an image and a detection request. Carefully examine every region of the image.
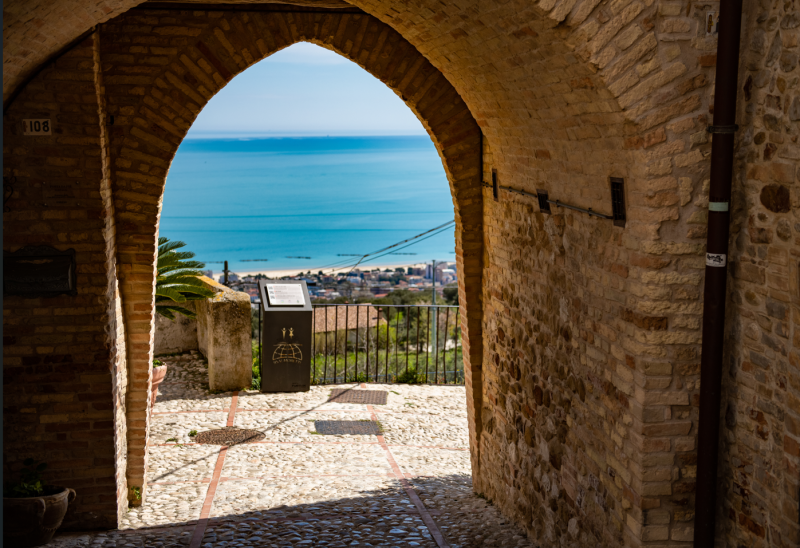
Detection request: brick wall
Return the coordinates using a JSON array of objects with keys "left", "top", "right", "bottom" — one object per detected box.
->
[
  {"left": 2, "top": 32, "right": 128, "bottom": 530},
  {"left": 2, "top": 0, "right": 797, "bottom": 545}
]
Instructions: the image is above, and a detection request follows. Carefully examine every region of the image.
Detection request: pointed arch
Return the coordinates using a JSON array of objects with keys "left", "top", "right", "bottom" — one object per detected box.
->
[{"left": 99, "top": 6, "right": 484, "bottom": 501}]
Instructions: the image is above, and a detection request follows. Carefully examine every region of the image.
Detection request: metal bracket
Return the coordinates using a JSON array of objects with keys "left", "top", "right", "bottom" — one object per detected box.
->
[{"left": 706, "top": 124, "right": 739, "bottom": 134}]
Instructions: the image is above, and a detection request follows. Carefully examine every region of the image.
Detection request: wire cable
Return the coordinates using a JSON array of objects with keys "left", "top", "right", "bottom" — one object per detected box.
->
[
  {"left": 336, "top": 221, "right": 454, "bottom": 275},
  {"left": 352, "top": 224, "right": 454, "bottom": 269},
  {"left": 313, "top": 220, "right": 454, "bottom": 273}
]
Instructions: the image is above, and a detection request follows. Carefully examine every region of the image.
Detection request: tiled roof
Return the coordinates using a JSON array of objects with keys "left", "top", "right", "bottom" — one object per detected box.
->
[{"left": 313, "top": 305, "right": 386, "bottom": 333}]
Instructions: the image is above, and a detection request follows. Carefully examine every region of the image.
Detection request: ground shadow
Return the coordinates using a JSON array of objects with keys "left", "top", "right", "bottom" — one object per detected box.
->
[{"left": 47, "top": 474, "right": 534, "bottom": 548}]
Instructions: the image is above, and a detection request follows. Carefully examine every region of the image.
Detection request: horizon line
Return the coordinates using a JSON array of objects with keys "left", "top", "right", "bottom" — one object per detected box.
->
[{"left": 184, "top": 131, "right": 430, "bottom": 140}]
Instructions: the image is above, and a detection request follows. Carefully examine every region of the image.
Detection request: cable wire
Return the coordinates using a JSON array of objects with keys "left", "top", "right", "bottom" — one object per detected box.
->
[{"left": 339, "top": 222, "right": 454, "bottom": 275}]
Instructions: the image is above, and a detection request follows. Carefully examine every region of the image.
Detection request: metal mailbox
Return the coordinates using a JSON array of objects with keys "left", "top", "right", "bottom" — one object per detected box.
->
[{"left": 258, "top": 279, "right": 312, "bottom": 392}]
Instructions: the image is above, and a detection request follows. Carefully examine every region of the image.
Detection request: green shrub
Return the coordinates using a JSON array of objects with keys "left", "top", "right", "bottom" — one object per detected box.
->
[
  {"left": 155, "top": 237, "right": 214, "bottom": 320},
  {"left": 348, "top": 371, "right": 369, "bottom": 383},
  {"left": 251, "top": 343, "right": 261, "bottom": 390},
  {"left": 395, "top": 367, "right": 425, "bottom": 384},
  {"left": 4, "top": 459, "right": 47, "bottom": 498}
]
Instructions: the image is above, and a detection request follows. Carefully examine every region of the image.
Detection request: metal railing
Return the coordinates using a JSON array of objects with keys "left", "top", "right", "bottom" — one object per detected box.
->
[{"left": 255, "top": 303, "right": 463, "bottom": 386}]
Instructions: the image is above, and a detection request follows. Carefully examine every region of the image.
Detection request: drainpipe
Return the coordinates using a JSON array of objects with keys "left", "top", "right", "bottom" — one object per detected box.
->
[{"left": 694, "top": 0, "right": 744, "bottom": 546}]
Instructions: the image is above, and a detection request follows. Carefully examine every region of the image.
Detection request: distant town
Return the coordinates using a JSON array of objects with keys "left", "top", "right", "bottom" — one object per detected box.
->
[{"left": 208, "top": 262, "right": 458, "bottom": 304}]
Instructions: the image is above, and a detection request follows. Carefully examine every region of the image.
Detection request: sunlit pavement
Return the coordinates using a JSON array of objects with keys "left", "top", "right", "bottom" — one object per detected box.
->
[{"left": 49, "top": 352, "right": 533, "bottom": 548}]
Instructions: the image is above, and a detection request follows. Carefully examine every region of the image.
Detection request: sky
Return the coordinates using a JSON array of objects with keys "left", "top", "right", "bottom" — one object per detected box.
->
[{"left": 187, "top": 42, "right": 427, "bottom": 137}]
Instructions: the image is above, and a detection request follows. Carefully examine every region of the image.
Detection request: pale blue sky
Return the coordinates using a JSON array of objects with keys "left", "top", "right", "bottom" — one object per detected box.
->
[{"left": 187, "top": 42, "right": 427, "bottom": 137}]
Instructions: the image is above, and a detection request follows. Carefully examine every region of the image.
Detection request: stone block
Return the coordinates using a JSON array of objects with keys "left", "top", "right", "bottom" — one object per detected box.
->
[{"left": 196, "top": 277, "right": 252, "bottom": 391}]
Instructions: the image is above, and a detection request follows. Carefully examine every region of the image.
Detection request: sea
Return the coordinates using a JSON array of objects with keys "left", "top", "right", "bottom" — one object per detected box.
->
[{"left": 160, "top": 135, "right": 456, "bottom": 276}]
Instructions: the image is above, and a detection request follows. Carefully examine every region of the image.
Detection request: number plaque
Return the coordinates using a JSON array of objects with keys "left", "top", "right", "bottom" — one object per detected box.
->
[{"left": 23, "top": 119, "right": 52, "bottom": 136}]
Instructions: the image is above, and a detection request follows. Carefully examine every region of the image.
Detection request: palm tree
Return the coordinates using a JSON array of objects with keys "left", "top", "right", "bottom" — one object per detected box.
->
[{"left": 155, "top": 237, "right": 214, "bottom": 320}]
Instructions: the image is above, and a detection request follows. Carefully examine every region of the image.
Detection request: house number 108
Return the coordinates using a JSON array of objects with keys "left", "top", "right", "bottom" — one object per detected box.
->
[{"left": 23, "top": 119, "right": 52, "bottom": 135}]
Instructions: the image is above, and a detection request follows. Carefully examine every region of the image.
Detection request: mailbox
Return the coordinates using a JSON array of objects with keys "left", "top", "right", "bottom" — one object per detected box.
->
[{"left": 258, "top": 279, "right": 312, "bottom": 392}]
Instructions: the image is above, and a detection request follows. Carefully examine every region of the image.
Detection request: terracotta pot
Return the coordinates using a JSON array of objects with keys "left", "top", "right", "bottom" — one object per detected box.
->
[
  {"left": 151, "top": 364, "right": 168, "bottom": 409},
  {"left": 3, "top": 486, "right": 76, "bottom": 547}
]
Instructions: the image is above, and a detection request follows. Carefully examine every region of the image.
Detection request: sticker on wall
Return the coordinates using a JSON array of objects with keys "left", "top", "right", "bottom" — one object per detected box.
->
[
  {"left": 705, "top": 11, "right": 719, "bottom": 36},
  {"left": 706, "top": 253, "right": 727, "bottom": 267},
  {"left": 22, "top": 119, "right": 52, "bottom": 135}
]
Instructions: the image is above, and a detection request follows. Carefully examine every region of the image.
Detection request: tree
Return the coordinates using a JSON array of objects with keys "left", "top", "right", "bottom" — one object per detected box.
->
[
  {"left": 443, "top": 285, "right": 459, "bottom": 305},
  {"left": 155, "top": 237, "right": 214, "bottom": 320}
]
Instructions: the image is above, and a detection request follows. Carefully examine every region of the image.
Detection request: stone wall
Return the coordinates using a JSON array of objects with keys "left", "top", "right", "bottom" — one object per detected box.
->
[
  {"left": 153, "top": 302, "right": 197, "bottom": 356},
  {"left": 719, "top": 1, "right": 800, "bottom": 547},
  {"left": 2, "top": 0, "right": 798, "bottom": 545},
  {"left": 154, "top": 278, "right": 251, "bottom": 391}
]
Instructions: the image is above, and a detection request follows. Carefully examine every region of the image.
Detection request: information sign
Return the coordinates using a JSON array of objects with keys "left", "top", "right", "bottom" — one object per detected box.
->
[{"left": 265, "top": 283, "right": 305, "bottom": 306}]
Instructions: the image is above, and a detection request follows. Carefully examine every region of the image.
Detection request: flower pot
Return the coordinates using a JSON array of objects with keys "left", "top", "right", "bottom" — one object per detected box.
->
[
  {"left": 3, "top": 486, "right": 76, "bottom": 547},
  {"left": 151, "top": 364, "right": 168, "bottom": 410}
]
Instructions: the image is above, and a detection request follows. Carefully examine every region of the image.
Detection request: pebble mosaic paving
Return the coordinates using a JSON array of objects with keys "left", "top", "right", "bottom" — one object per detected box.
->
[{"left": 48, "top": 352, "right": 536, "bottom": 548}]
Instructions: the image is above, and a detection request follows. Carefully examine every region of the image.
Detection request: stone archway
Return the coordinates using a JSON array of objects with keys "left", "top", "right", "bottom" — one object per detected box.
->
[
  {"left": 98, "top": 5, "right": 484, "bottom": 506},
  {"left": 10, "top": 1, "right": 779, "bottom": 545}
]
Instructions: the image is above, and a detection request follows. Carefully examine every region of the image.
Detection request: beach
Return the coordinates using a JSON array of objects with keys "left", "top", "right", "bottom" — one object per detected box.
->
[{"left": 211, "top": 261, "right": 435, "bottom": 279}]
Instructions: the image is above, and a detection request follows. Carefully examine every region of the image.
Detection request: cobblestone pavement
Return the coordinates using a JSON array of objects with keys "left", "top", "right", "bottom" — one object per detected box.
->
[{"left": 49, "top": 352, "right": 535, "bottom": 548}]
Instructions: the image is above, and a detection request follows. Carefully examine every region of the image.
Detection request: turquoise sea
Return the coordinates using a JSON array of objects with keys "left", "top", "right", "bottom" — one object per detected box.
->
[{"left": 161, "top": 136, "right": 456, "bottom": 275}]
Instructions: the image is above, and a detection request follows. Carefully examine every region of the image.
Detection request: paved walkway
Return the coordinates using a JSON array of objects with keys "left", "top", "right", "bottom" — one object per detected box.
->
[{"left": 50, "top": 351, "right": 534, "bottom": 548}]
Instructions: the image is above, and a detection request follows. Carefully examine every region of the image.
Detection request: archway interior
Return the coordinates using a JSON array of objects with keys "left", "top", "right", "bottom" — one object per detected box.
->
[{"left": 142, "top": 41, "right": 475, "bottom": 537}]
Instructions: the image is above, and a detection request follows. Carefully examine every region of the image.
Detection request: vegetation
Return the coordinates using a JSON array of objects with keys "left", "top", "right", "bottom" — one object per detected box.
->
[
  {"left": 251, "top": 342, "right": 261, "bottom": 391},
  {"left": 155, "top": 237, "right": 214, "bottom": 320},
  {"left": 188, "top": 430, "right": 197, "bottom": 437},
  {"left": 250, "top": 306, "right": 260, "bottom": 339},
  {"left": 4, "top": 458, "right": 48, "bottom": 498},
  {"left": 153, "top": 359, "right": 163, "bottom": 368},
  {"left": 253, "top": 288, "right": 464, "bottom": 386},
  {"left": 395, "top": 367, "right": 425, "bottom": 384},
  {"left": 310, "top": 347, "right": 463, "bottom": 385}
]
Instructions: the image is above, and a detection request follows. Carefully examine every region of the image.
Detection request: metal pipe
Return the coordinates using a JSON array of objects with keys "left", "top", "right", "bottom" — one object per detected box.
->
[
  {"left": 425, "top": 306, "right": 431, "bottom": 383},
  {"left": 405, "top": 306, "right": 410, "bottom": 375},
  {"left": 548, "top": 199, "right": 613, "bottom": 220},
  {"left": 395, "top": 308, "right": 400, "bottom": 380},
  {"left": 366, "top": 305, "right": 371, "bottom": 380},
  {"left": 384, "top": 307, "right": 389, "bottom": 383},
  {"left": 483, "top": 182, "right": 614, "bottom": 219},
  {"left": 333, "top": 306, "right": 339, "bottom": 383},
  {"left": 355, "top": 305, "right": 360, "bottom": 381},
  {"left": 694, "top": 1, "right": 743, "bottom": 546}
]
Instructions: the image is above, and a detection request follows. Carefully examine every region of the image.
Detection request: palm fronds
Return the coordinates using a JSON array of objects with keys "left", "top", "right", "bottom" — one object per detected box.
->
[{"left": 155, "top": 238, "right": 214, "bottom": 320}]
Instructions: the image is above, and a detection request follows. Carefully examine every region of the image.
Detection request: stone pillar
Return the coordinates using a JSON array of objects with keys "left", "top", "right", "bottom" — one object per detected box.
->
[{"left": 195, "top": 278, "right": 252, "bottom": 391}]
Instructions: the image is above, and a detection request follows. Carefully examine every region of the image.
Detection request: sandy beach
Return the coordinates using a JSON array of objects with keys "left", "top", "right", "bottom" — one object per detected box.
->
[{"left": 210, "top": 261, "right": 438, "bottom": 279}]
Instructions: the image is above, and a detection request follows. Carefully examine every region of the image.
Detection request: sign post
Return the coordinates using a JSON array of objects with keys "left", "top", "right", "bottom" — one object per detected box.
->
[{"left": 258, "top": 280, "right": 312, "bottom": 392}]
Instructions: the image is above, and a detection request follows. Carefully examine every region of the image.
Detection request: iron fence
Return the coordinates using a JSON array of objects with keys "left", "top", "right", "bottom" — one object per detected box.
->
[{"left": 255, "top": 304, "right": 463, "bottom": 386}]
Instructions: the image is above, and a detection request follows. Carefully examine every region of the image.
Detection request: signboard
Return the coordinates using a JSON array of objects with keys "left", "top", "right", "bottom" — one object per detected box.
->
[
  {"left": 23, "top": 119, "right": 52, "bottom": 136},
  {"left": 265, "top": 283, "right": 305, "bottom": 306},
  {"left": 259, "top": 280, "right": 312, "bottom": 392},
  {"left": 4, "top": 246, "right": 77, "bottom": 297}
]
